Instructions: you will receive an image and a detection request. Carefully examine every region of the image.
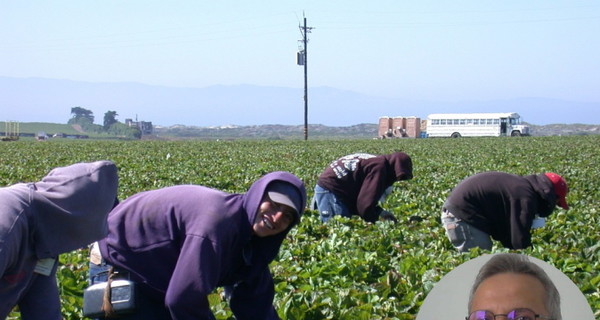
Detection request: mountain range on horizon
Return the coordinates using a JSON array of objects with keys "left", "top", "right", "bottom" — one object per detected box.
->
[{"left": 1, "top": 76, "right": 598, "bottom": 127}]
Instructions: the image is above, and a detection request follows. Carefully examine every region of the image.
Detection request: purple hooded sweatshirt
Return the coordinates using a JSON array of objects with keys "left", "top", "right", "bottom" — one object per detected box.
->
[
  {"left": 98, "top": 171, "right": 307, "bottom": 320},
  {"left": 0, "top": 161, "right": 119, "bottom": 320},
  {"left": 317, "top": 152, "right": 413, "bottom": 222}
]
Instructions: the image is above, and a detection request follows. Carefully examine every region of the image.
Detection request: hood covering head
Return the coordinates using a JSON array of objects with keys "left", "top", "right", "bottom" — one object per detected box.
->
[
  {"left": 266, "top": 181, "right": 304, "bottom": 225},
  {"left": 243, "top": 171, "right": 306, "bottom": 229},
  {"left": 241, "top": 171, "right": 306, "bottom": 267},
  {"left": 30, "top": 161, "right": 119, "bottom": 258},
  {"left": 544, "top": 172, "right": 569, "bottom": 210},
  {"left": 384, "top": 152, "right": 413, "bottom": 182},
  {"left": 524, "top": 173, "right": 562, "bottom": 218}
]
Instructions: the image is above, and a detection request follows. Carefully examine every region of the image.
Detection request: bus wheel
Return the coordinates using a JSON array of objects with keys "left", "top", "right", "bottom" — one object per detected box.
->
[
  {"left": 451, "top": 132, "right": 461, "bottom": 138},
  {"left": 511, "top": 131, "right": 521, "bottom": 137}
]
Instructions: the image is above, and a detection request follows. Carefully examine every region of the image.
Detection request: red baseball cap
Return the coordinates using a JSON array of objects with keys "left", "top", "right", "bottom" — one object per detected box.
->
[{"left": 544, "top": 172, "right": 569, "bottom": 210}]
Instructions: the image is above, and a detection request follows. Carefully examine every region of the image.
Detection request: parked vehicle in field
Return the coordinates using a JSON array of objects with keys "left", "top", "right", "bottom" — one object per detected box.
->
[{"left": 425, "top": 112, "right": 530, "bottom": 138}]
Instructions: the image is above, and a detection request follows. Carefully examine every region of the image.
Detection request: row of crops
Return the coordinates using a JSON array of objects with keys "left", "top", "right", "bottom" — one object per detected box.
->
[{"left": 1, "top": 135, "right": 598, "bottom": 319}]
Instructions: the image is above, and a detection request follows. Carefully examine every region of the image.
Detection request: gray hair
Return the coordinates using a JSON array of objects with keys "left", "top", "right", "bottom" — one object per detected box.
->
[{"left": 468, "top": 253, "right": 561, "bottom": 320}]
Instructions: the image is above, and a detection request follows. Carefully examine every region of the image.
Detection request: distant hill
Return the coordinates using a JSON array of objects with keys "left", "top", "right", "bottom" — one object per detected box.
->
[
  {"left": 1, "top": 122, "right": 111, "bottom": 139},
  {"left": 1, "top": 77, "right": 599, "bottom": 127},
  {"left": 4, "top": 122, "right": 598, "bottom": 141},
  {"left": 527, "top": 123, "right": 600, "bottom": 136},
  {"left": 152, "top": 123, "right": 379, "bottom": 140},
  {"left": 152, "top": 122, "right": 599, "bottom": 140},
  {"left": 16, "top": 122, "right": 85, "bottom": 135}
]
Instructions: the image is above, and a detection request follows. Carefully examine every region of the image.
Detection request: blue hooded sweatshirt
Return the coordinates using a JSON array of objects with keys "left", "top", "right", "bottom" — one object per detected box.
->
[
  {"left": 0, "top": 161, "right": 119, "bottom": 320},
  {"left": 98, "top": 171, "right": 307, "bottom": 320}
]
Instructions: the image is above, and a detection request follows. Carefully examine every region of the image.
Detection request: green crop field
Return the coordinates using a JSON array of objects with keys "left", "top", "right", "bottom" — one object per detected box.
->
[{"left": 1, "top": 136, "right": 599, "bottom": 319}]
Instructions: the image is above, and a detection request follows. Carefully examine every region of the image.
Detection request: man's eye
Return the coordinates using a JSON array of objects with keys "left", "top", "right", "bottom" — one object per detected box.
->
[
  {"left": 269, "top": 200, "right": 295, "bottom": 222},
  {"left": 269, "top": 201, "right": 279, "bottom": 209}
]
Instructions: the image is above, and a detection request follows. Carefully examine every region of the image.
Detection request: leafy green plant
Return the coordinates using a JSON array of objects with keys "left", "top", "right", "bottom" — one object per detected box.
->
[{"left": 1, "top": 136, "right": 598, "bottom": 319}]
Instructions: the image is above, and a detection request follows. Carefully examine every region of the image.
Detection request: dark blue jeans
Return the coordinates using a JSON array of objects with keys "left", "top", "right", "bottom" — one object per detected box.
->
[{"left": 313, "top": 185, "right": 352, "bottom": 222}]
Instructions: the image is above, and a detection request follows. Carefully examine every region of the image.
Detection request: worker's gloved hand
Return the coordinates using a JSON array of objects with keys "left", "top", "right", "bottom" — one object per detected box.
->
[{"left": 379, "top": 210, "right": 398, "bottom": 223}]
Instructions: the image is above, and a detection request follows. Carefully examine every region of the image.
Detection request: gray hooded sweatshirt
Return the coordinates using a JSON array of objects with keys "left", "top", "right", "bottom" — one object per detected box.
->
[{"left": 0, "top": 161, "right": 119, "bottom": 319}]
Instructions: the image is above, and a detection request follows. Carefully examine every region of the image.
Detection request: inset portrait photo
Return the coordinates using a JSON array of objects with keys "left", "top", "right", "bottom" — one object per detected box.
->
[{"left": 416, "top": 253, "right": 594, "bottom": 320}]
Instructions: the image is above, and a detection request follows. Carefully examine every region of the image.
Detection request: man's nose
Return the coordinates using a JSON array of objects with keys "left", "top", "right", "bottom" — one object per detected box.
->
[{"left": 271, "top": 210, "right": 286, "bottom": 221}]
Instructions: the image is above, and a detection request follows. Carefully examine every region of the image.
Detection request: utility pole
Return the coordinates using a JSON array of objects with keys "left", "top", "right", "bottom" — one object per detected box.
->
[{"left": 298, "top": 14, "right": 313, "bottom": 140}]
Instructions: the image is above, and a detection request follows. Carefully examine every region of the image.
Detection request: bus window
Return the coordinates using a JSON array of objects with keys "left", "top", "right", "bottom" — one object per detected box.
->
[
  {"left": 473, "top": 119, "right": 479, "bottom": 125},
  {"left": 453, "top": 119, "right": 459, "bottom": 125},
  {"left": 493, "top": 119, "right": 500, "bottom": 125},
  {"left": 440, "top": 119, "right": 446, "bottom": 125},
  {"left": 486, "top": 119, "right": 493, "bottom": 125},
  {"left": 466, "top": 119, "right": 473, "bottom": 125},
  {"left": 460, "top": 119, "right": 466, "bottom": 125}
]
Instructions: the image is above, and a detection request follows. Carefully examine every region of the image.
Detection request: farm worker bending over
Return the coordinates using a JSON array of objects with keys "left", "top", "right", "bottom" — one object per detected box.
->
[
  {"left": 441, "top": 171, "right": 569, "bottom": 252},
  {"left": 312, "top": 152, "right": 413, "bottom": 223},
  {"left": 90, "top": 171, "right": 306, "bottom": 320},
  {"left": 0, "top": 161, "right": 119, "bottom": 320}
]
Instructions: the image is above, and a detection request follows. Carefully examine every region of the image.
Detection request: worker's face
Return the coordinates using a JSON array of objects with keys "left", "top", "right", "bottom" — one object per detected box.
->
[
  {"left": 469, "top": 272, "right": 550, "bottom": 320},
  {"left": 252, "top": 195, "right": 296, "bottom": 237}
]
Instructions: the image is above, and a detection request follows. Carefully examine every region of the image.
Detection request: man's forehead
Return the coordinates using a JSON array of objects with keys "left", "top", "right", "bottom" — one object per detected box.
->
[{"left": 471, "top": 273, "right": 547, "bottom": 313}]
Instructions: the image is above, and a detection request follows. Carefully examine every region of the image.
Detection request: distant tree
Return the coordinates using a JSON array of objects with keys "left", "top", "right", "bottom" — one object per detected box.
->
[
  {"left": 128, "top": 126, "right": 142, "bottom": 139},
  {"left": 69, "top": 107, "right": 94, "bottom": 124},
  {"left": 106, "top": 122, "right": 142, "bottom": 139},
  {"left": 103, "top": 111, "right": 118, "bottom": 130},
  {"left": 68, "top": 106, "right": 100, "bottom": 132}
]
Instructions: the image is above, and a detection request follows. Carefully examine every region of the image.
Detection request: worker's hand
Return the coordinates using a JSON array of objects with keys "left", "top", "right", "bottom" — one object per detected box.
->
[{"left": 379, "top": 210, "right": 398, "bottom": 223}]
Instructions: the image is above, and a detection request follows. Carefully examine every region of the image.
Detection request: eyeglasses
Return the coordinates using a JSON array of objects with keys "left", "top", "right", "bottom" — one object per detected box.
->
[{"left": 467, "top": 308, "right": 555, "bottom": 320}]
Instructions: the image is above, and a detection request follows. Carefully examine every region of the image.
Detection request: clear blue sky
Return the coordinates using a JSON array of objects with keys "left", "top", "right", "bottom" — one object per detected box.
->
[{"left": 2, "top": 1, "right": 599, "bottom": 105}]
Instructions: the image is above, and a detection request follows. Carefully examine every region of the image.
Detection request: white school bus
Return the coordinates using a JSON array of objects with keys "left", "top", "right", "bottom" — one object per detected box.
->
[{"left": 425, "top": 112, "right": 530, "bottom": 138}]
